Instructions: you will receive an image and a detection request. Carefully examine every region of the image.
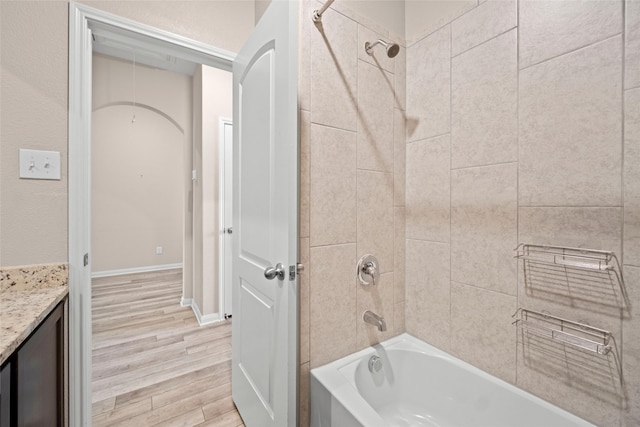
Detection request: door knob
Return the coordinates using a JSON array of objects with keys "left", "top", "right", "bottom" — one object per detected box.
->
[
  {"left": 225, "top": 227, "right": 233, "bottom": 234},
  {"left": 264, "top": 263, "right": 285, "bottom": 280}
]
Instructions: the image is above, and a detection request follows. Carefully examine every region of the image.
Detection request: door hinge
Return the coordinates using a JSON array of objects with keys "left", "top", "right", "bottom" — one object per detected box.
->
[{"left": 83, "top": 253, "right": 89, "bottom": 267}]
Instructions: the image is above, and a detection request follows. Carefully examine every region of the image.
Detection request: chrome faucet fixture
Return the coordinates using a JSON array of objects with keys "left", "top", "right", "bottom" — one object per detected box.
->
[
  {"left": 363, "top": 310, "right": 387, "bottom": 332},
  {"left": 357, "top": 254, "right": 380, "bottom": 286},
  {"left": 365, "top": 39, "right": 400, "bottom": 58},
  {"left": 312, "top": 0, "right": 336, "bottom": 22}
]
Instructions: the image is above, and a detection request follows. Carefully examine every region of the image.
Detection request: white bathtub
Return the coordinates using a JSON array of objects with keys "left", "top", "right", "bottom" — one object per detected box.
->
[{"left": 310, "top": 333, "right": 594, "bottom": 427}]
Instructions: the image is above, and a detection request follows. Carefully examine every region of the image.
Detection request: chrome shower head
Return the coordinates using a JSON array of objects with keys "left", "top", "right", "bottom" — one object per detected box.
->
[{"left": 365, "top": 39, "right": 400, "bottom": 58}]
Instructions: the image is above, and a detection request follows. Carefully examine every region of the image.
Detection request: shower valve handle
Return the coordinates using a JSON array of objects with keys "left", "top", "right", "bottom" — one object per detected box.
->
[{"left": 357, "top": 254, "right": 379, "bottom": 286}]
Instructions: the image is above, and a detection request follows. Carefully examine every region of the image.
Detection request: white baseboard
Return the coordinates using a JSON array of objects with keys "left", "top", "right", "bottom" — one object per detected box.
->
[
  {"left": 190, "top": 300, "right": 223, "bottom": 326},
  {"left": 92, "top": 265, "right": 222, "bottom": 327},
  {"left": 91, "top": 263, "right": 182, "bottom": 278}
]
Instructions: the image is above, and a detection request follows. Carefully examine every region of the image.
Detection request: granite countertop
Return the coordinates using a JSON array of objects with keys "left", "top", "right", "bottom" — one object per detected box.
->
[{"left": 0, "top": 264, "right": 69, "bottom": 365}]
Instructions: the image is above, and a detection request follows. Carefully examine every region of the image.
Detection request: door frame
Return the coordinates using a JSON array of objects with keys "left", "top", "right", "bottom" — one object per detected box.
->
[
  {"left": 218, "top": 117, "right": 233, "bottom": 318},
  {"left": 68, "top": 3, "right": 235, "bottom": 425}
]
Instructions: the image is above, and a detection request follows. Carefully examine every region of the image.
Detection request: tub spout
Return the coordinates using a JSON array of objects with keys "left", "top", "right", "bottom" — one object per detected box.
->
[{"left": 363, "top": 310, "right": 387, "bottom": 332}]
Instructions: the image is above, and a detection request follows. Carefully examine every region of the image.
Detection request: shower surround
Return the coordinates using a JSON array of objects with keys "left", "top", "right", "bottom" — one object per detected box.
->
[
  {"left": 297, "top": 0, "right": 407, "bottom": 425},
  {"left": 300, "top": 0, "right": 640, "bottom": 426},
  {"left": 403, "top": 0, "right": 639, "bottom": 426}
]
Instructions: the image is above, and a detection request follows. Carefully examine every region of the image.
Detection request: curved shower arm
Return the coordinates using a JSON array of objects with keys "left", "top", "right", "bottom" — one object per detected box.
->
[
  {"left": 365, "top": 40, "right": 384, "bottom": 55},
  {"left": 312, "top": 0, "right": 336, "bottom": 23}
]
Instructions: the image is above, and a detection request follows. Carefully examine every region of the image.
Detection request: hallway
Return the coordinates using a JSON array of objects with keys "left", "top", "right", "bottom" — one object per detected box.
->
[{"left": 91, "top": 269, "right": 243, "bottom": 426}]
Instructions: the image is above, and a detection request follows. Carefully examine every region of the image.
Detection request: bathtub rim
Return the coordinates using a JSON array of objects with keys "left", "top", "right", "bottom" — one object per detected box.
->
[{"left": 310, "top": 332, "right": 596, "bottom": 427}]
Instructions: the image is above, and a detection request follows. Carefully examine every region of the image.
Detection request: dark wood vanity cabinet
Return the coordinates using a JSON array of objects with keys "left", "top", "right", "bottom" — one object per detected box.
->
[
  {"left": 0, "top": 300, "right": 65, "bottom": 427},
  {"left": 0, "top": 362, "right": 11, "bottom": 427}
]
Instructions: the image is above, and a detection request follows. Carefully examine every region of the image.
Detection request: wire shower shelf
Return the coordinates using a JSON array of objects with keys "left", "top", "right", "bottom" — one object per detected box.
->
[
  {"left": 514, "top": 244, "right": 628, "bottom": 310},
  {"left": 512, "top": 308, "right": 612, "bottom": 355}
]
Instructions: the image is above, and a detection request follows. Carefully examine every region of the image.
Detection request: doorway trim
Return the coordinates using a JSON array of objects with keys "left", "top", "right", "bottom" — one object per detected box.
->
[
  {"left": 218, "top": 117, "right": 233, "bottom": 318},
  {"left": 68, "top": 3, "right": 235, "bottom": 425}
]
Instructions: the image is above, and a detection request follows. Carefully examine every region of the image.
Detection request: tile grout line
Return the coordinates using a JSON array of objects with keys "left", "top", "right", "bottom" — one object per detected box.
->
[
  {"left": 519, "top": 32, "right": 624, "bottom": 72},
  {"left": 449, "top": 21, "right": 454, "bottom": 353},
  {"left": 407, "top": 131, "right": 451, "bottom": 145},
  {"left": 406, "top": 0, "right": 481, "bottom": 48},
  {"left": 391, "top": 67, "right": 398, "bottom": 334},
  {"left": 450, "top": 278, "right": 519, "bottom": 299},
  {"left": 620, "top": 0, "right": 627, "bottom": 384},
  {"left": 307, "top": 39, "right": 314, "bottom": 373},
  {"left": 518, "top": 205, "right": 624, "bottom": 209},
  {"left": 451, "top": 25, "right": 518, "bottom": 60},
  {"left": 405, "top": 238, "right": 450, "bottom": 246},
  {"left": 451, "top": 160, "right": 519, "bottom": 172},
  {"left": 515, "top": 0, "right": 521, "bottom": 388},
  {"left": 621, "top": 0, "right": 627, "bottom": 270},
  {"left": 354, "top": 23, "right": 360, "bottom": 351},
  {"left": 309, "top": 121, "right": 357, "bottom": 134},
  {"left": 308, "top": 242, "right": 357, "bottom": 250},
  {"left": 307, "top": 21, "right": 315, "bottom": 372}
]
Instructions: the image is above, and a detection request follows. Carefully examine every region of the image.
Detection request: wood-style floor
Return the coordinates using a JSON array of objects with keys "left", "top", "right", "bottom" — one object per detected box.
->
[{"left": 91, "top": 269, "right": 244, "bottom": 426}]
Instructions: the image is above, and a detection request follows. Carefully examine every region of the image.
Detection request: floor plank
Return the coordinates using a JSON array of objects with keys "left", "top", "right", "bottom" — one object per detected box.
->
[{"left": 92, "top": 269, "right": 244, "bottom": 426}]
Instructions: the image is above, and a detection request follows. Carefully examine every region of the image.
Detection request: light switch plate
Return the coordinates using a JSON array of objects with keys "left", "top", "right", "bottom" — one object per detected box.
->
[{"left": 19, "top": 149, "right": 61, "bottom": 180}]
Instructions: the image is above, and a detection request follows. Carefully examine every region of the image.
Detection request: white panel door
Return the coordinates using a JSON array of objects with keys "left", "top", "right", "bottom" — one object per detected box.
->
[{"left": 231, "top": 1, "right": 298, "bottom": 426}]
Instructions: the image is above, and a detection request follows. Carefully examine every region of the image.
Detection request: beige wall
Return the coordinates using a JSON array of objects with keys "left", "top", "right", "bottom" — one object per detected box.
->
[
  {"left": 80, "top": 1, "right": 255, "bottom": 54},
  {"left": 192, "top": 65, "right": 232, "bottom": 318},
  {"left": 258, "top": 0, "right": 405, "bottom": 38},
  {"left": 405, "top": 0, "right": 640, "bottom": 425},
  {"left": 297, "top": 0, "right": 406, "bottom": 424},
  {"left": 0, "top": 1, "right": 254, "bottom": 268},
  {"left": 0, "top": 1, "right": 69, "bottom": 266},
  {"left": 91, "top": 54, "right": 190, "bottom": 273},
  {"left": 405, "top": 0, "right": 476, "bottom": 42},
  {"left": 255, "top": 0, "right": 271, "bottom": 24},
  {"left": 341, "top": 0, "right": 404, "bottom": 36},
  {"left": 193, "top": 66, "right": 204, "bottom": 312}
]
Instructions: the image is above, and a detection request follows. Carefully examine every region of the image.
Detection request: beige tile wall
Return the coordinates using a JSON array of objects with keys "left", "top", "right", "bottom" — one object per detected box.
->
[
  {"left": 298, "top": 1, "right": 406, "bottom": 425},
  {"left": 406, "top": 25, "right": 450, "bottom": 142},
  {"left": 405, "top": 0, "right": 638, "bottom": 425},
  {"left": 299, "top": 0, "right": 638, "bottom": 425},
  {"left": 625, "top": 89, "right": 640, "bottom": 267},
  {"left": 519, "top": 35, "right": 622, "bottom": 207},
  {"left": 450, "top": 163, "right": 517, "bottom": 297},
  {"left": 622, "top": 18, "right": 640, "bottom": 426},
  {"left": 623, "top": 267, "right": 640, "bottom": 426},
  {"left": 626, "top": 0, "right": 640, "bottom": 90},
  {"left": 405, "top": 239, "right": 451, "bottom": 351},
  {"left": 519, "top": 0, "right": 621, "bottom": 69},
  {"left": 451, "top": 29, "right": 517, "bottom": 169},
  {"left": 450, "top": 282, "right": 516, "bottom": 382},
  {"left": 406, "top": 135, "right": 451, "bottom": 242},
  {"left": 624, "top": 85, "right": 640, "bottom": 426},
  {"left": 450, "top": 0, "right": 517, "bottom": 56}
]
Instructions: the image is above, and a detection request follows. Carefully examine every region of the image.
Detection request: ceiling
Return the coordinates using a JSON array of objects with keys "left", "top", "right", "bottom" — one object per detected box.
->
[
  {"left": 92, "top": 33, "right": 198, "bottom": 76},
  {"left": 89, "top": 20, "right": 232, "bottom": 76}
]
